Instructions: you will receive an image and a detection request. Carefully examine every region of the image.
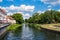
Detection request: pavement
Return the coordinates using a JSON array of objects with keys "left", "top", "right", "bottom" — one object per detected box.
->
[
  {"left": 0, "top": 24, "right": 9, "bottom": 28},
  {"left": 0, "top": 23, "right": 10, "bottom": 40},
  {"left": 0, "top": 24, "right": 3, "bottom": 28},
  {"left": 0, "top": 24, "right": 9, "bottom": 33}
]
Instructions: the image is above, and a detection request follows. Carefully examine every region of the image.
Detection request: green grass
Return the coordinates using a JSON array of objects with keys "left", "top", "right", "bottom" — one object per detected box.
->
[
  {"left": 40, "top": 23, "right": 60, "bottom": 31},
  {"left": 28, "top": 23, "right": 60, "bottom": 31},
  {"left": 34, "top": 24, "right": 41, "bottom": 30},
  {"left": 7, "top": 24, "right": 22, "bottom": 31}
]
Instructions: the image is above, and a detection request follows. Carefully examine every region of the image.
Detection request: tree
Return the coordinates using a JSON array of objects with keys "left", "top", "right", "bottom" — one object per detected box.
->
[
  {"left": 25, "top": 19, "right": 28, "bottom": 23},
  {"left": 12, "top": 13, "right": 23, "bottom": 24},
  {"left": 27, "top": 10, "right": 60, "bottom": 24}
]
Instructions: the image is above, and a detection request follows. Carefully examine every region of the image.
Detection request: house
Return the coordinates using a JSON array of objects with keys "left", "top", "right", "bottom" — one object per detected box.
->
[
  {"left": 0, "top": 8, "right": 16, "bottom": 24},
  {"left": 0, "top": 8, "right": 7, "bottom": 23},
  {"left": 6, "top": 16, "right": 16, "bottom": 24}
]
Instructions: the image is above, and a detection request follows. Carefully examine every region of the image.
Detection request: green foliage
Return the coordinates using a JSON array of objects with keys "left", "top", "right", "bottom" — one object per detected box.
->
[
  {"left": 7, "top": 24, "right": 22, "bottom": 30},
  {"left": 28, "top": 10, "right": 60, "bottom": 24},
  {"left": 28, "top": 23, "right": 41, "bottom": 30},
  {"left": 12, "top": 13, "right": 23, "bottom": 24},
  {"left": 25, "top": 19, "right": 28, "bottom": 23}
]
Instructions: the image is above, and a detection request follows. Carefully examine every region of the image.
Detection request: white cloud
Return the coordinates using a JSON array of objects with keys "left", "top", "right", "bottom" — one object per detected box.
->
[
  {"left": 0, "top": 5, "right": 32, "bottom": 19},
  {"left": 48, "top": 8, "right": 51, "bottom": 11},
  {"left": 16, "top": 12, "right": 29, "bottom": 19},
  {"left": 0, "top": 0, "right": 2, "bottom": 2},
  {"left": 20, "top": 5, "right": 35, "bottom": 12},
  {"left": 37, "top": 11, "right": 42, "bottom": 14},
  {"left": 17, "top": 12, "right": 23, "bottom": 14},
  {"left": 40, "top": 0, "right": 60, "bottom": 5},
  {"left": 23, "top": 13, "right": 30, "bottom": 19},
  {"left": 37, "top": 11, "right": 45, "bottom": 14},
  {"left": 4, "top": 5, "right": 35, "bottom": 12},
  {"left": 7, "top": 12, "right": 13, "bottom": 15},
  {"left": 0, "top": 4, "right": 35, "bottom": 18},
  {"left": 24, "top": 14, "right": 30, "bottom": 17},
  {"left": 48, "top": 5, "right": 52, "bottom": 8},
  {"left": 0, "top": 4, "right": 35, "bottom": 12},
  {"left": 57, "top": 9, "right": 60, "bottom": 12}
]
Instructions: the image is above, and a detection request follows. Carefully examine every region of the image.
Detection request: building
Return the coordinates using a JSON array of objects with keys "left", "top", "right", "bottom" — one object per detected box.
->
[
  {"left": 6, "top": 16, "right": 16, "bottom": 24},
  {"left": 0, "top": 8, "right": 7, "bottom": 23},
  {"left": 0, "top": 8, "right": 16, "bottom": 24}
]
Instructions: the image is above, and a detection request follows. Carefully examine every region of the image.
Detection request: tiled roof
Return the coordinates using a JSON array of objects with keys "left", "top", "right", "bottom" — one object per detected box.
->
[
  {"left": 6, "top": 16, "right": 14, "bottom": 20},
  {"left": 0, "top": 8, "right": 6, "bottom": 15}
]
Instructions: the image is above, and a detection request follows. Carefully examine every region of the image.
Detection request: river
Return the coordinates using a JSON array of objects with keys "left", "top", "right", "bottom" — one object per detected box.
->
[{"left": 1, "top": 24, "right": 60, "bottom": 40}]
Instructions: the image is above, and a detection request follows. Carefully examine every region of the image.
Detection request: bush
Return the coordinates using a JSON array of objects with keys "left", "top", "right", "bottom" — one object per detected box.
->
[{"left": 7, "top": 24, "right": 22, "bottom": 31}]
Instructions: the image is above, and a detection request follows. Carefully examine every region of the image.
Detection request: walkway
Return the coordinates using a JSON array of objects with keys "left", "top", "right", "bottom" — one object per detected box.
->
[
  {"left": 41, "top": 23, "right": 60, "bottom": 32},
  {"left": 0, "top": 24, "right": 9, "bottom": 39}
]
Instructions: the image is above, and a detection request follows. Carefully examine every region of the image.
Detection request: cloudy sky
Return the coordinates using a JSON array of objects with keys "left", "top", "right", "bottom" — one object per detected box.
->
[{"left": 0, "top": 0, "right": 60, "bottom": 19}]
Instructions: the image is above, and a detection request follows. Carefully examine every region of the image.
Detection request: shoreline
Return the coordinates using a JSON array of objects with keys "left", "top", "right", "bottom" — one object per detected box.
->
[
  {"left": 40, "top": 23, "right": 60, "bottom": 33},
  {"left": 0, "top": 24, "right": 9, "bottom": 39},
  {"left": 28, "top": 23, "right": 60, "bottom": 33}
]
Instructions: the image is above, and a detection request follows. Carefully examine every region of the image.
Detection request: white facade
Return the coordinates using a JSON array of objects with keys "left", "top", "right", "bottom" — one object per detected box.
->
[
  {"left": 0, "top": 9, "right": 16, "bottom": 24},
  {"left": 0, "top": 13, "right": 3, "bottom": 20},
  {"left": 7, "top": 19, "right": 16, "bottom": 24},
  {"left": 0, "top": 9, "right": 7, "bottom": 23}
]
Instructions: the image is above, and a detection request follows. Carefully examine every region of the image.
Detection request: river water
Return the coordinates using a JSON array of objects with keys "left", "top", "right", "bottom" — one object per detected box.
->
[{"left": 2, "top": 24, "right": 60, "bottom": 40}]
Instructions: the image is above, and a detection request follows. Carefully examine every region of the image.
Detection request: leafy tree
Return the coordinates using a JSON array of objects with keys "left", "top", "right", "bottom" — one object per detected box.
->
[
  {"left": 27, "top": 10, "right": 60, "bottom": 24},
  {"left": 12, "top": 13, "right": 23, "bottom": 24},
  {"left": 25, "top": 19, "right": 28, "bottom": 23}
]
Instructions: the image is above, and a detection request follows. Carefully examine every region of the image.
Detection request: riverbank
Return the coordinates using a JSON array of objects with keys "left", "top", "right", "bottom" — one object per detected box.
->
[
  {"left": 28, "top": 23, "right": 41, "bottom": 30},
  {"left": 0, "top": 24, "right": 9, "bottom": 39},
  {"left": 28, "top": 23, "right": 60, "bottom": 32},
  {"left": 2, "top": 24, "right": 59, "bottom": 40},
  {"left": 0, "top": 24, "right": 22, "bottom": 40},
  {"left": 40, "top": 23, "right": 60, "bottom": 32},
  {"left": 7, "top": 24, "right": 22, "bottom": 31}
]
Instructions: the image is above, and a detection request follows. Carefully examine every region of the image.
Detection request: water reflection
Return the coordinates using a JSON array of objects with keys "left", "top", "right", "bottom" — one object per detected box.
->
[
  {"left": 21, "top": 24, "right": 34, "bottom": 40},
  {"left": 4, "top": 27, "right": 22, "bottom": 40},
  {"left": 2, "top": 24, "right": 60, "bottom": 40},
  {"left": 42, "top": 29, "right": 56, "bottom": 40},
  {"left": 56, "top": 33, "right": 60, "bottom": 40}
]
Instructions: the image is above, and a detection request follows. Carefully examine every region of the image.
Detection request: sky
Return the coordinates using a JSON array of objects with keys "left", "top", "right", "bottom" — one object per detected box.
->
[{"left": 0, "top": 0, "right": 60, "bottom": 19}]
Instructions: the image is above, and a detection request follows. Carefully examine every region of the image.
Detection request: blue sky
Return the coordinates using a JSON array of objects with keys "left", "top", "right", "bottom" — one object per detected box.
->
[{"left": 0, "top": 0, "right": 60, "bottom": 19}]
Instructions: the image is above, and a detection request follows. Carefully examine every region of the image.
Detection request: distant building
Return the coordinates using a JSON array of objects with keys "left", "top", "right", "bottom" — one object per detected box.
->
[
  {"left": 0, "top": 8, "right": 7, "bottom": 23},
  {"left": 0, "top": 8, "right": 16, "bottom": 24},
  {"left": 6, "top": 16, "right": 16, "bottom": 24}
]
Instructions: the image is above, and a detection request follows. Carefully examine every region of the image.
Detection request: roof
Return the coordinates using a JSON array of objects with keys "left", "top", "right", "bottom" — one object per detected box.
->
[
  {"left": 6, "top": 16, "right": 14, "bottom": 20},
  {"left": 0, "top": 15, "right": 2, "bottom": 17},
  {"left": 0, "top": 8, "right": 6, "bottom": 15}
]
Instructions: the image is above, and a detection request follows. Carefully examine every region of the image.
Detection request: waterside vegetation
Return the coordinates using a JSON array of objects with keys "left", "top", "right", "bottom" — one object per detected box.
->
[
  {"left": 26, "top": 10, "right": 60, "bottom": 31},
  {"left": 27, "top": 10, "right": 60, "bottom": 24},
  {"left": 7, "top": 13, "right": 23, "bottom": 31},
  {"left": 7, "top": 24, "right": 22, "bottom": 31},
  {"left": 28, "top": 23, "right": 41, "bottom": 30}
]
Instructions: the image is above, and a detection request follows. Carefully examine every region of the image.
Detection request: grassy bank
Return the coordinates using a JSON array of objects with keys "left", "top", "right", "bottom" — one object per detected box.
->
[
  {"left": 28, "top": 23, "right": 60, "bottom": 32},
  {"left": 7, "top": 24, "right": 22, "bottom": 31},
  {"left": 40, "top": 23, "right": 60, "bottom": 32}
]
